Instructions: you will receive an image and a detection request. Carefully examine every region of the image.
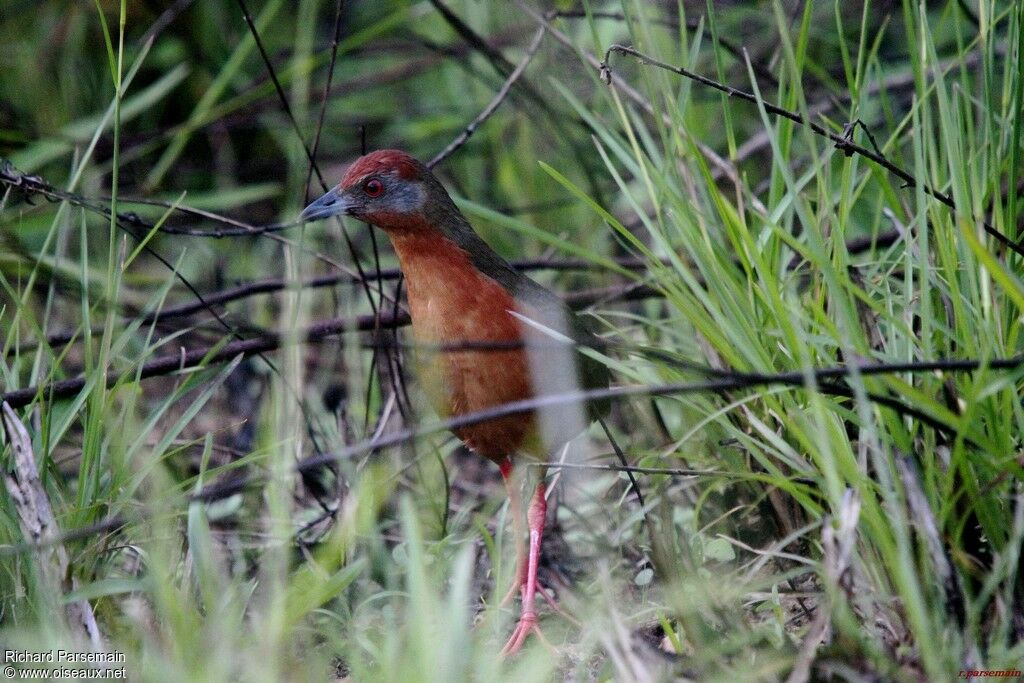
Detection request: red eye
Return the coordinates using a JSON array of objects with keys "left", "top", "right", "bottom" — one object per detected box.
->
[{"left": 363, "top": 178, "right": 384, "bottom": 197}]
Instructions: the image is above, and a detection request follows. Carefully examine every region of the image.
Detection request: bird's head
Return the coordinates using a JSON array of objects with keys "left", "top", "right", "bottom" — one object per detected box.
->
[{"left": 300, "top": 149, "right": 440, "bottom": 232}]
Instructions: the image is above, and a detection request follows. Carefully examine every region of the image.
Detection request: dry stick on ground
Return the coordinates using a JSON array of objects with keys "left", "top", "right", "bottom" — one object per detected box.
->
[
  {"left": 787, "top": 490, "right": 861, "bottom": 683},
  {"left": 895, "top": 455, "right": 967, "bottom": 628},
  {"left": 1, "top": 403, "right": 104, "bottom": 649},
  {"left": 598, "top": 44, "right": 1024, "bottom": 259}
]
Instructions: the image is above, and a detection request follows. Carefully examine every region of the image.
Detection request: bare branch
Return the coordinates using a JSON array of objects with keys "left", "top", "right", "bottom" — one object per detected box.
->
[
  {"left": 191, "top": 353, "right": 1024, "bottom": 502},
  {"left": 598, "top": 44, "right": 1024, "bottom": 259},
  {"left": 1, "top": 403, "right": 104, "bottom": 648},
  {"left": 428, "top": 26, "right": 546, "bottom": 168}
]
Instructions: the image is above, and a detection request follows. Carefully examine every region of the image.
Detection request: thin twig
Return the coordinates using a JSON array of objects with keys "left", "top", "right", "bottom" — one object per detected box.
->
[
  {"left": 192, "top": 354, "right": 1024, "bottom": 502},
  {"left": 427, "top": 0, "right": 517, "bottom": 75},
  {"left": 233, "top": 0, "right": 385, "bottom": 341},
  {"left": 0, "top": 159, "right": 297, "bottom": 237},
  {"left": 304, "top": 0, "right": 346, "bottom": 202},
  {"left": 551, "top": 9, "right": 780, "bottom": 87},
  {"left": 3, "top": 356, "right": 1019, "bottom": 555},
  {"left": 4, "top": 281, "right": 670, "bottom": 405},
  {"left": 599, "top": 44, "right": 1024, "bottom": 258},
  {"left": 233, "top": 0, "right": 329, "bottom": 191},
  {"left": 513, "top": 2, "right": 757, "bottom": 208},
  {"left": 428, "top": 26, "right": 546, "bottom": 168},
  {"left": 597, "top": 416, "right": 645, "bottom": 508}
]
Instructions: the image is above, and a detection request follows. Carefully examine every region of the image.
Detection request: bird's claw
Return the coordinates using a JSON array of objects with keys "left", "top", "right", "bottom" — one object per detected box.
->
[
  {"left": 500, "top": 610, "right": 552, "bottom": 656},
  {"left": 501, "top": 570, "right": 563, "bottom": 615}
]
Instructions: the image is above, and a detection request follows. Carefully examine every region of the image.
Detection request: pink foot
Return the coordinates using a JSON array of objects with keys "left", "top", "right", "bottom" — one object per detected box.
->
[
  {"left": 500, "top": 480, "right": 561, "bottom": 656},
  {"left": 500, "top": 607, "right": 548, "bottom": 656}
]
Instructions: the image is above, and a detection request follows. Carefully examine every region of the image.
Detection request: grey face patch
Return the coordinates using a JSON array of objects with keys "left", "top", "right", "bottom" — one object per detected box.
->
[
  {"left": 342, "top": 171, "right": 425, "bottom": 219},
  {"left": 380, "top": 173, "right": 425, "bottom": 213}
]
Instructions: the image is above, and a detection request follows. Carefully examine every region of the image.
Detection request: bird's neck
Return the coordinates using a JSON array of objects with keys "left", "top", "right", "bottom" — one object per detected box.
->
[
  {"left": 381, "top": 212, "right": 515, "bottom": 293},
  {"left": 385, "top": 223, "right": 493, "bottom": 296}
]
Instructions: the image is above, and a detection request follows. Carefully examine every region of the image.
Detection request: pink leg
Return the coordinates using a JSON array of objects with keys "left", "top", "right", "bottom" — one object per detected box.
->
[
  {"left": 499, "top": 459, "right": 527, "bottom": 606},
  {"left": 501, "top": 480, "right": 550, "bottom": 656}
]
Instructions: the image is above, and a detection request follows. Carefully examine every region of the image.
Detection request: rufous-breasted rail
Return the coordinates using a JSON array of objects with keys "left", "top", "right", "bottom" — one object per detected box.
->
[{"left": 300, "top": 149, "right": 608, "bottom": 655}]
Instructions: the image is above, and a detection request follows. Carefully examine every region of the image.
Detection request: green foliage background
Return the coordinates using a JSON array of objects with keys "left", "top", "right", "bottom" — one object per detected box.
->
[{"left": 1, "top": 1, "right": 1023, "bottom": 680}]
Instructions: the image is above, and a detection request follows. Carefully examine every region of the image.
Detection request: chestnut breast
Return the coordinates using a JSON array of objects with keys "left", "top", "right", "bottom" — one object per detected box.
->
[{"left": 389, "top": 230, "right": 540, "bottom": 461}]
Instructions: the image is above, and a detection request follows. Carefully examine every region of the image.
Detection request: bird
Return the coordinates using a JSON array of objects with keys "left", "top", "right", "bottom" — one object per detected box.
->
[{"left": 300, "top": 149, "right": 609, "bottom": 655}]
